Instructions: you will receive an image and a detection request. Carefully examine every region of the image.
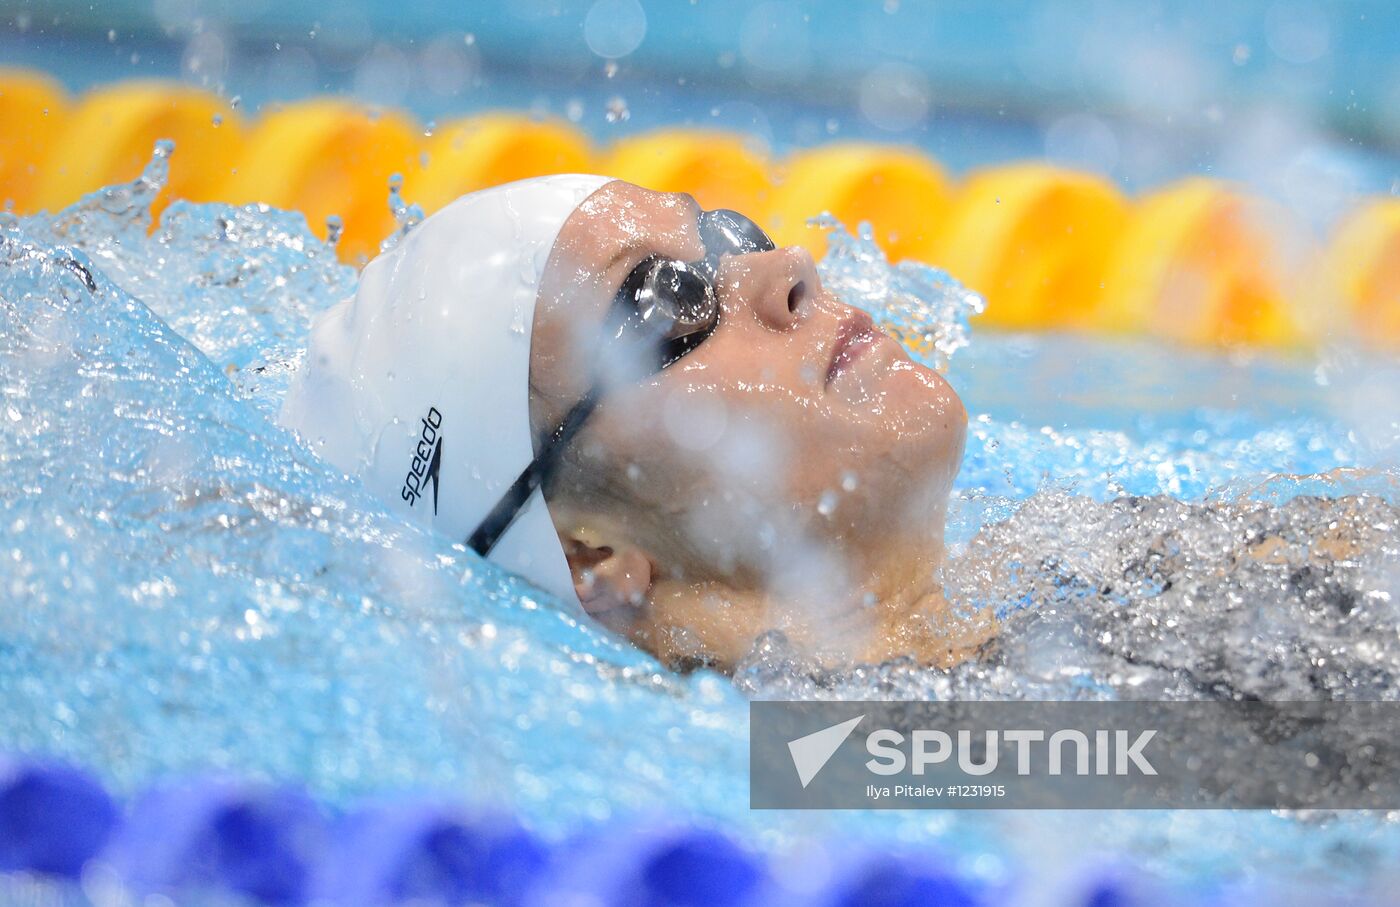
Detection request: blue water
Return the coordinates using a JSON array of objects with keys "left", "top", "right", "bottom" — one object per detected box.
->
[{"left": 3, "top": 151, "right": 1400, "bottom": 901}]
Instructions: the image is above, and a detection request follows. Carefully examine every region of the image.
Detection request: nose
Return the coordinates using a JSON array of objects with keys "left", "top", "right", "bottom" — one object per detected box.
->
[{"left": 716, "top": 246, "right": 819, "bottom": 332}]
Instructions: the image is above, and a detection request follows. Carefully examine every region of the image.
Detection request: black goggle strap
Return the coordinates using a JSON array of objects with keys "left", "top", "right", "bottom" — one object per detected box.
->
[
  {"left": 465, "top": 386, "right": 600, "bottom": 558},
  {"left": 465, "top": 311, "right": 705, "bottom": 559},
  {"left": 465, "top": 278, "right": 662, "bottom": 558}
]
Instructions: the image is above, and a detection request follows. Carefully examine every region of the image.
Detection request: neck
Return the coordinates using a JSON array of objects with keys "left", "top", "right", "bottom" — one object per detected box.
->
[
  {"left": 638, "top": 534, "right": 992, "bottom": 674},
  {"left": 836, "top": 535, "right": 992, "bottom": 670}
]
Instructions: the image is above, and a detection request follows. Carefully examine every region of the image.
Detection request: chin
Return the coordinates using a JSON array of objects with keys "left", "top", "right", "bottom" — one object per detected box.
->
[
  {"left": 885, "top": 362, "right": 968, "bottom": 485},
  {"left": 884, "top": 360, "right": 965, "bottom": 423}
]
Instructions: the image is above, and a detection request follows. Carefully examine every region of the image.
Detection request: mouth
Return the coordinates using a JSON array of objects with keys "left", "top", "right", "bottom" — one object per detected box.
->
[{"left": 825, "top": 309, "right": 882, "bottom": 387}]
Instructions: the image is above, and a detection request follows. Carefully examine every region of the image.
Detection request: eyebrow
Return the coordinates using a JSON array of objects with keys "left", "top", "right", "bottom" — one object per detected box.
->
[
  {"left": 599, "top": 193, "right": 705, "bottom": 279},
  {"left": 600, "top": 237, "right": 639, "bottom": 279}
]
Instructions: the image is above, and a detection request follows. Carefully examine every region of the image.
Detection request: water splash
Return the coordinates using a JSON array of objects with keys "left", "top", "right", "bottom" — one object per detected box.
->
[
  {"left": 11, "top": 138, "right": 173, "bottom": 252},
  {"left": 813, "top": 215, "right": 984, "bottom": 372},
  {"left": 380, "top": 172, "right": 424, "bottom": 254},
  {"left": 12, "top": 142, "right": 356, "bottom": 419},
  {"left": 740, "top": 490, "right": 1400, "bottom": 702},
  {"left": 0, "top": 183, "right": 746, "bottom": 837},
  {"left": 325, "top": 214, "right": 344, "bottom": 248}
]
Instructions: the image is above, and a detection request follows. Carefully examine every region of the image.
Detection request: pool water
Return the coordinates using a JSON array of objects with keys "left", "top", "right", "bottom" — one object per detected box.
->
[{"left": 3, "top": 148, "right": 1400, "bottom": 898}]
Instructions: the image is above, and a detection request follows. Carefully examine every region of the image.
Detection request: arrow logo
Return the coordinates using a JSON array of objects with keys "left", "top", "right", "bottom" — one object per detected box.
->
[
  {"left": 787, "top": 715, "right": 864, "bottom": 788},
  {"left": 425, "top": 437, "right": 443, "bottom": 515}
]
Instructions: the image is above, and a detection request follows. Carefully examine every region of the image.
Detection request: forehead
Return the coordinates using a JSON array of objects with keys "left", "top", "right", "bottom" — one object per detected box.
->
[
  {"left": 531, "top": 180, "right": 708, "bottom": 409},
  {"left": 551, "top": 180, "right": 703, "bottom": 273}
]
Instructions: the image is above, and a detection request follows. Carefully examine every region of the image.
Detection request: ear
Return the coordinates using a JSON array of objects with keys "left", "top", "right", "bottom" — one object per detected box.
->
[{"left": 561, "top": 530, "right": 655, "bottom": 625}]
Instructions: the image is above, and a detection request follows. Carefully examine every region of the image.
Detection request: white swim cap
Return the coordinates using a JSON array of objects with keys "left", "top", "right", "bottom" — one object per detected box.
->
[{"left": 280, "top": 174, "right": 613, "bottom": 605}]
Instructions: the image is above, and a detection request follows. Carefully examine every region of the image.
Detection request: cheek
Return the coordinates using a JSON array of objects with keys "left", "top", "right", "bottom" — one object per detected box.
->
[
  {"left": 796, "top": 366, "right": 969, "bottom": 535},
  {"left": 590, "top": 378, "right": 816, "bottom": 570},
  {"left": 581, "top": 348, "right": 968, "bottom": 572}
]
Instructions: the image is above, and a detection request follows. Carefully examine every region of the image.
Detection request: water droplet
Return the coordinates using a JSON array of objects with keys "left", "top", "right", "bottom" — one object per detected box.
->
[
  {"left": 841, "top": 470, "right": 858, "bottom": 492},
  {"left": 817, "top": 490, "right": 838, "bottom": 517},
  {"left": 381, "top": 173, "right": 424, "bottom": 252},
  {"left": 211, "top": 113, "right": 223, "bottom": 127},
  {"left": 605, "top": 96, "right": 630, "bottom": 123},
  {"left": 107, "top": 28, "right": 116, "bottom": 42}
]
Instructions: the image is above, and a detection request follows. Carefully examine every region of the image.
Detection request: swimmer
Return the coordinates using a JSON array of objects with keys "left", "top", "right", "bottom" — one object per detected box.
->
[{"left": 282, "top": 176, "right": 988, "bottom": 672}]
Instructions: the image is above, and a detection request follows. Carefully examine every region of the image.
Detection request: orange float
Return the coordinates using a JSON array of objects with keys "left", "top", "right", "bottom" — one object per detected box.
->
[
  {"left": 0, "top": 68, "right": 69, "bottom": 213},
  {"left": 602, "top": 129, "right": 771, "bottom": 217},
  {"left": 31, "top": 81, "right": 240, "bottom": 217},
  {"left": 930, "top": 163, "right": 1128, "bottom": 330},
  {"left": 219, "top": 99, "right": 420, "bottom": 262},
  {"left": 1306, "top": 199, "right": 1400, "bottom": 350},
  {"left": 1097, "top": 178, "right": 1311, "bottom": 347},
  {"left": 766, "top": 143, "right": 950, "bottom": 262},
  {"left": 410, "top": 113, "right": 594, "bottom": 216}
]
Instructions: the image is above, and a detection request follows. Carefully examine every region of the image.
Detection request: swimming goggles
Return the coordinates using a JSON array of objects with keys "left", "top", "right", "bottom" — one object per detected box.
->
[{"left": 467, "top": 208, "right": 775, "bottom": 558}]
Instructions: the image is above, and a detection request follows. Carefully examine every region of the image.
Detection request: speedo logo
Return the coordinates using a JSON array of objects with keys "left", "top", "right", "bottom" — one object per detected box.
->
[{"left": 401, "top": 406, "right": 443, "bottom": 514}]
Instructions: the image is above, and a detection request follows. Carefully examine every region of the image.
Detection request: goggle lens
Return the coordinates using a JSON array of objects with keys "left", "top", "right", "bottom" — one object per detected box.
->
[
  {"left": 700, "top": 208, "right": 777, "bottom": 257},
  {"left": 621, "top": 208, "right": 775, "bottom": 364}
]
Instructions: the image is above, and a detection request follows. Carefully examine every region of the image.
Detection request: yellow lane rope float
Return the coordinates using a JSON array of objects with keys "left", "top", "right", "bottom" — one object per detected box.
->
[
  {"left": 1307, "top": 199, "right": 1400, "bottom": 350},
  {"left": 409, "top": 113, "right": 593, "bottom": 216},
  {"left": 766, "top": 143, "right": 950, "bottom": 263},
  {"left": 1096, "top": 178, "right": 1312, "bottom": 348},
  {"left": 31, "top": 81, "right": 240, "bottom": 219},
  {"left": 0, "top": 68, "right": 69, "bottom": 213},
  {"left": 602, "top": 128, "right": 771, "bottom": 215},
  {"left": 930, "top": 163, "right": 1128, "bottom": 331},
  {"left": 4, "top": 69, "right": 1395, "bottom": 351},
  {"left": 219, "top": 98, "right": 419, "bottom": 262}
]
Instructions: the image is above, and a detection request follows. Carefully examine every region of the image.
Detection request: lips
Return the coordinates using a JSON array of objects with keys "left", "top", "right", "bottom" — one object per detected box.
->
[{"left": 826, "top": 309, "right": 881, "bottom": 386}]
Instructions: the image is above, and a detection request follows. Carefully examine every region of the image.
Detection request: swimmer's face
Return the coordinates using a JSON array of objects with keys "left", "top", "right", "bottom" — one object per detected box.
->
[{"left": 531, "top": 180, "right": 967, "bottom": 668}]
